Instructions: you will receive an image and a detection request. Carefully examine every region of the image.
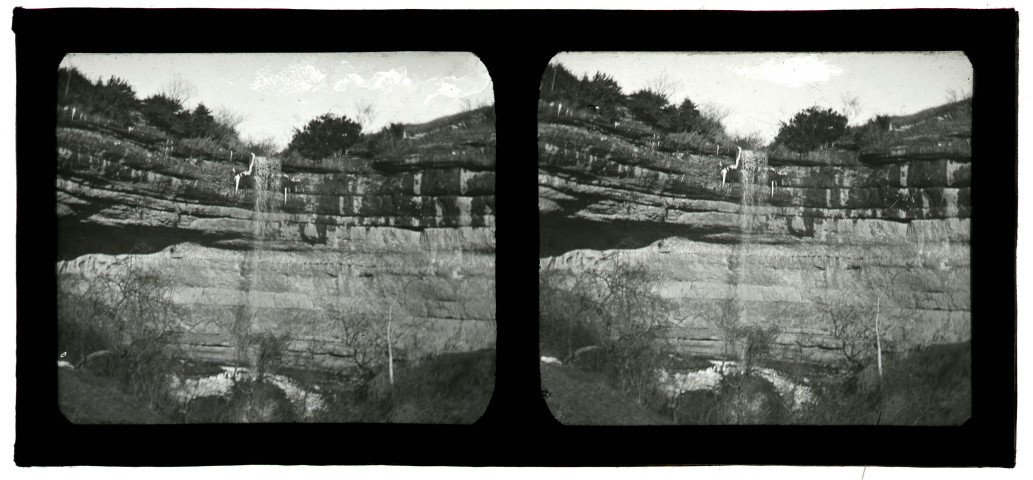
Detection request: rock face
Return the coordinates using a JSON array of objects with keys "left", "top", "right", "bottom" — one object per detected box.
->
[
  {"left": 539, "top": 102, "right": 971, "bottom": 363},
  {"left": 57, "top": 110, "right": 496, "bottom": 371}
]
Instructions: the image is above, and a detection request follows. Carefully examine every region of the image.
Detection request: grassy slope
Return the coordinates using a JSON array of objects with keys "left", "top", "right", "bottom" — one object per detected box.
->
[
  {"left": 315, "top": 349, "right": 497, "bottom": 424},
  {"left": 386, "top": 349, "right": 496, "bottom": 424},
  {"left": 537, "top": 101, "right": 739, "bottom": 162},
  {"left": 541, "top": 363, "right": 672, "bottom": 425},
  {"left": 854, "top": 99, "right": 972, "bottom": 156}
]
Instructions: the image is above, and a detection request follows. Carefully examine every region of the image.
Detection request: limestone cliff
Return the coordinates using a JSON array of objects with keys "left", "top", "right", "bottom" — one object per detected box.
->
[
  {"left": 539, "top": 101, "right": 971, "bottom": 363},
  {"left": 57, "top": 108, "right": 496, "bottom": 371}
]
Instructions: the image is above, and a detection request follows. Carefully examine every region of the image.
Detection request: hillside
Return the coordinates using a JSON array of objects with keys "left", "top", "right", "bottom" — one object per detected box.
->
[{"left": 541, "top": 362, "right": 673, "bottom": 425}]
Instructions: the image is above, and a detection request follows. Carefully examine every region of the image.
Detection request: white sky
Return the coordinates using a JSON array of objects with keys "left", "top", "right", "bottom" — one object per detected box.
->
[
  {"left": 61, "top": 52, "right": 495, "bottom": 148},
  {"left": 551, "top": 52, "right": 973, "bottom": 143}
]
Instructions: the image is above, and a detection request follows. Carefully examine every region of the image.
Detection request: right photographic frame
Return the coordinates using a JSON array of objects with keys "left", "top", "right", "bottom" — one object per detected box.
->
[{"left": 538, "top": 52, "right": 975, "bottom": 426}]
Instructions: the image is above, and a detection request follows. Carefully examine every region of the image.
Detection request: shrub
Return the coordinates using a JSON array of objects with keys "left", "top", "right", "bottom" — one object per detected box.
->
[
  {"left": 367, "top": 126, "right": 410, "bottom": 158},
  {"left": 246, "top": 136, "right": 281, "bottom": 156},
  {"left": 228, "top": 378, "right": 298, "bottom": 423},
  {"left": 732, "top": 130, "right": 767, "bottom": 150},
  {"left": 538, "top": 270, "right": 605, "bottom": 362},
  {"left": 774, "top": 106, "right": 849, "bottom": 152},
  {"left": 851, "top": 115, "right": 893, "bottom": 150},
  {"left": 286, "top": 113, "right": 363, "bottom": 159},
  {"left": 539, "top": 253, "right": 674, "bottom": 408},
  {"left": 708, "top": 298, "right": 782, "bottom": 370},
  {"left": 576, "top": 72, "right": 624, "bottom": 120},
  {"left": 627, "top": 89, "right": 675, "bottom": 129},
  {"left": 140, "top": 94, "right": 188, "bottom": 135},
  {"left": 250, "top": 331, "right": 292, "bottom": 383},
  {"left": 794, "top": 341, "right": 971, "bottom": 425},
  {"left": 179, "top": 395, "right": 233, "bottom": 423},
  {"left": 668, "top": 98, "right": 703, "bottom": 133},
  {"left": 177, "top": 137, "right": 223, "bottom": 159},
  {"left": 57, "top": 261, "right": 183, "bottom": 414},
  {"left": 540, "top": 62, "right": 582, "bottom": 103},
  {"left": 358, "top": 349, "right": 495, "bottom": 424},
  {"left": 688, "top": 298, "right": 790, "bottom": 424},
  {"left": 92, "top": 76, "right": 140, "bottom": 127},
  {"left": 57, "top": 69, "right": 141, "bottom": 127},
  {"left": 117, "top": 338, "right": 182, "bottom": 414},
  {"left": 327, "top": 309, "right": 388, "bottom": 381},
  {"left": 713, "top": 371, "right": 790, "bottom": 424},
  {"left": 805, "top": 268, "right": 911, "bottom": 375},
  {"left": 57, "top": 66, "right": 95, "bottom": 106}
]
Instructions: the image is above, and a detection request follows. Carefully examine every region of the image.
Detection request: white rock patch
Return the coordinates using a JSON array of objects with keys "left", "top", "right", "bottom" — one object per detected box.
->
[
  {"left": 658, "top": 360, "right": 814, "bottom": 411},
  {"left": 168, "top": 366, "right": 326, "bottom": 419},
  {"left": 540, "top": 356, "right": 563, "bottom": 365}
]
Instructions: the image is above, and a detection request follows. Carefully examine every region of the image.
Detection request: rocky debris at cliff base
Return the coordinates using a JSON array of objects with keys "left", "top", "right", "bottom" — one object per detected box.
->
[
  {"left": 168, "top": 365, "right": 326, "bottom": 418},
  {"left": 658, "top": 360, "right": 814, "bottom": 411}
]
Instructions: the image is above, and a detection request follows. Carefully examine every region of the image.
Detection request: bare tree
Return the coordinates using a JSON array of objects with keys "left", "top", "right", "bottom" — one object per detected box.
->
[
  {"left": 801, "top": 265, "right": 910, "bottom": 377},
  {"left": 57, "top": 260, "right": 183, "bottom": 413},
  {"left": 732, "top": 129, "right": 767, "bottom": 150},
  {"left": 945, "top": 87, "right": 973, "bottom": 104},
  {"left": 354, "top": 99, "right": 378, "bottom": 133},
  {"left": 646, "top": 71, "right": 680, "bottom": 104},
  {"left": 216, "top": 106, "right": 247, "bottom": 130},
  {"left": 327, "top": 306, "right": 386, "bottom": 379},
  {"left": 245, "top": 135, "right": 281, "bottom": 156},
  {"left": 161, "top": 74, "right": 198, "bottom": 106},
  {"left": 840, "top": 92, "right": 863, "bottom": 126},
  {"left": 58, "top": 260, "right": 181, "bottom": 364},
  {"left": 323, "top": 271, "right": 427, "bottom": 384},
  {"left": 700, "top": 101, "right": 732, "bottom": 123},
  {"left": 539, "top": 252, "right": 673, "bottom": 406}
]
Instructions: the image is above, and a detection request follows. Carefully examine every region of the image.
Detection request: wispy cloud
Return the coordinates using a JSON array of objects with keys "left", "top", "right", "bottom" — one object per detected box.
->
[
  {"left": 732, "top": 55, "right": 844, "bottom": 88},
  {"left": 333, "top": 68, "right": 414, "bottom": 92},
  {"left": 250, "top": 63, "right": 327, "bottom": 95},
  {"left": 422, "top": 75, "right": 492, "bottom": 106}
]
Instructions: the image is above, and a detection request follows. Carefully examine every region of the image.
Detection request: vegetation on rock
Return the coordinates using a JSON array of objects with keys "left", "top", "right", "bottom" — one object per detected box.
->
[
  {"left": 773, "top": 106, "right": 849, "bottom": 152},
  {"left": 284, "top": 113, "right": 363, "bottom": 159}
]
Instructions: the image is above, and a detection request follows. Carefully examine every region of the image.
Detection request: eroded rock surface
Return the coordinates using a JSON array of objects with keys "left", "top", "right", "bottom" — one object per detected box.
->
[
  {"left": 539, "top": 103, "right": 970, "bottom": 363},
  {"left": 57, "top": 111, "right": 496, "bottom": 370}
]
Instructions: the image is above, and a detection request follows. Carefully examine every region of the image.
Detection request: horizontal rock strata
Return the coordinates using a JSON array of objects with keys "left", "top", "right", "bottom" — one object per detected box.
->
[
  {"left": 57, "top": 116, "right": 496, "bottom": 372},
  {"left": 539, "top": 111, "right": 971, "bottom": 364}
]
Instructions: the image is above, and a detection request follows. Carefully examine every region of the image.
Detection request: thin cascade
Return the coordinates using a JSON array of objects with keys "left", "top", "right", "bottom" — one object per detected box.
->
[
  {"left": 734, "top": 148, "right": 768, "bottom": 325},
  {"left": 250, "top": 154, "right": 282, "bottom": 242},
  {"left": 237, "top": 154, "right": 282, "bottom": 367}
]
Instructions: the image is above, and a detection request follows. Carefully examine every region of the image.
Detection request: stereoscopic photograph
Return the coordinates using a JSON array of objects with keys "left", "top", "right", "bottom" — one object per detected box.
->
[
  {"left": 55, "top": 52, "right": 496, "bottom": 424},
  {"left": 538, "top": 52, "right": 972, "bottom": 425}
]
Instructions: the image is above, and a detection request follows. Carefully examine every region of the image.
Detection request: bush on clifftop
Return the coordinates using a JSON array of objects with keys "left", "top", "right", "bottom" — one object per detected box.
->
[
  {"left": 285, "top": 113, "right": 363, "bottom": 159},
  {"left": 773, "top": 106, "right": 849, "bottom": 152}
]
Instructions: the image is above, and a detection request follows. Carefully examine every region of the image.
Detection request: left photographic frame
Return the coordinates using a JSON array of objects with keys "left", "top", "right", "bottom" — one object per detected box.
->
[{"left": 54, "top": 52, "right": 497, "bottom": 425}]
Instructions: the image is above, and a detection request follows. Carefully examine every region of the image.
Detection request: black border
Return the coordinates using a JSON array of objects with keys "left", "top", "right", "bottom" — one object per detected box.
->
[{"left": 14, "top": 8, "right": 1017, "bottom": 467}]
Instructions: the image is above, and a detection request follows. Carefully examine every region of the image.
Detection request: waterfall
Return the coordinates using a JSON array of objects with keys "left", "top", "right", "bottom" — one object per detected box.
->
[
  {"left": 251, "top": 155, "right": 281, "bottom": 242},
  {"left": 733, "top": 149, "right": 768, "bottom": 327},
  {"left": 236, "top": 155, "right": 282, "bottom": 367}
]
